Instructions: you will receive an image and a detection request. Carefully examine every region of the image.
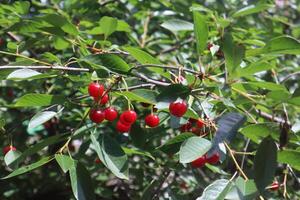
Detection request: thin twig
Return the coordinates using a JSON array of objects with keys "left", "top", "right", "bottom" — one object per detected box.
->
[
  {"left": 0, "top": 65, "right": 90, "bottom": 72},
  {"left": 140, "top": 11, "right": 152, "bottom": 48},
  {"left": 0, "top": 51, "right": 51, "bottom": 66},
  {"left": 132, "top": 72, "right": 171, "bottom": 86},
  {"left": 158, "top": 37, "right": 193, "bottom": 55},
  {"left": 281, "top": 71, "right": 300, "bottom": 83},
  {"left": 224, "top": 142, "right": 249, "bottom": 180}
]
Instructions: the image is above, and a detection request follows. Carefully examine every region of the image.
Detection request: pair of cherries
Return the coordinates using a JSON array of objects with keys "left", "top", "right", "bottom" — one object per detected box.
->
[
  {"left": 88, "top": 82, "right": 118, "bottom": 123},
  {"left": 116, "top": 111, "right": 160, "bottom": 132},
  {"left": 191, "top": 152, "right": 220, "bottom": 168},
  {"left": 88, "top": 82, "right": 109, "bottom": 105},
  {"left": 180, "top": 118, "right": 205, "bottom": 134}
]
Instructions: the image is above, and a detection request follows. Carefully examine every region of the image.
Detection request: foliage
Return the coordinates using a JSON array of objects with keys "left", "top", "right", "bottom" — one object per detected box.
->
[{"left": 0, "top": 0, "right": 300, "bottom": 199}]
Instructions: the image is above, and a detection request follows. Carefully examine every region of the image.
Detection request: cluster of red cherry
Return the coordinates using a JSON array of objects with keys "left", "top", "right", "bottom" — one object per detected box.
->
[
  {"left": 88, "top": 82, "right": 160, "bottom": 132},
  {"left": 168, "top": 101, "right": 221, "bottom": 166},
  {"left": 191, "top": 152, "right": 220, "bottom": 168}
]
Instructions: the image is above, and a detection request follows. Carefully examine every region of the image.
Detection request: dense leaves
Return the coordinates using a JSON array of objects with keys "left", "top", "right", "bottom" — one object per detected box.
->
[{"left": 0, "top": 0, "right": 299, "bottom": 199}]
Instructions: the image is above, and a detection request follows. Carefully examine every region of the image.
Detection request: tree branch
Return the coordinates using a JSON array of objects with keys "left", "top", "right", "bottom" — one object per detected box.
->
[
  {"left": 0, "top": 65, "right": 90, "bottom": 72},
  {"left": 132, "top": 72, "right": 171, "bottom": 86}
]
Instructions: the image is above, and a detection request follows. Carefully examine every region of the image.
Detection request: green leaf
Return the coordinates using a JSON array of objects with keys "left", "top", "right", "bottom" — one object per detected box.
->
[
  {"left": 232, "top": 4, "right": 272, "bottom": 18},
  {"left": 122, "top": 147, "right": 154, "bottom": 160},
  {"left": 266, "top": 90, "right": 291, "bottom": 102},
  {"left": 69, "top": 162, "right": 95, "bottom": 200},
  {"left": 53, "top": 36, "right": 70, "bottom": 50},
  {"left": 247, "top": 36, "right": 300, "bottom": 56},
  {"left": 197, "top": 179, "right": 232, "bottom": 200},
  {"left": 240, "top": 123, "right": 279, "bottom": 143},
  {"left": 55, "top": 154, "right": 75, "bottom": 173},
  {"left": 2, "top": 156, "right": 53, "bottom": 179},
  {"left": 214, "top": 112, "right": 246, "bottom": 143},
  {"left": 4, "top": 150, "right": 21, "bottom": 169},
  {"left": 262, "top": 36, "right": 300, "bottom": 55},
  {"left": 235, "top": 177, "right": 258, "bottom": 200},
  {"left": 82, "top": 54, "right": 130, "bottom": 74},
  {"left": 14, "top": 1, "right": 30, "bottom": 14},
  {"left": 193, "top": 11, "right": 208, "bottom": 55},
  {"left": 222, "top": 33, "right": 245, "bottom": 75},
  {"left": 40, "top": 14, "right": 78, "bottom": 35},
  {"left": 7, "top": 69, "right": 41, "bottom": 80},
  {"left": 123, "top": 47, "right": 170, "bottom": 79},
  {"left": 287, "top": 96, "right": 300, "bottom": 106},
  {"left": 90, "top": 133, "right": 129, "bottom": 179},
  {"left": 116, "top": 20, "right": 131, "bottom": 32},
  {"left": 278, "top": 150, "right": 300, "bottom": 171},
  {"left": 179, "top": 136, "right": 211, "bottom": 163},
  {"left": 236, "top": 61, "right": 274, "bottom": 77},
  {"left": 156, "top": 84, "right": 190, "bottom": 103},
  {"left": 123, "top": 46, "right": 161, "bottom": 65},
  {"left": 99, "top": 16, "right": 118, "bottom": 39},
  {"left": 157, "top": 132, "right": 195, "bottom": 154},
  {"left": 15, "top": 93, "right": 65, "bottom": 107},
  {"left": 28, "top": 111, "right": 57, "bottom": 130},
  {"left": 11, "top": 134, "right": 67, "bottom": 166},
  {"left": 254, "top": 137, "right": 277, "bottom": 193},
  {"left": 161, "top": 19, "right": 193, "bottom": 33},
  {"left": 114, "top": 89, "right": 157, "bottom": 104}
]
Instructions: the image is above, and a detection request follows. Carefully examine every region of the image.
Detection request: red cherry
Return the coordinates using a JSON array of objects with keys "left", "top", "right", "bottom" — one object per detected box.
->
[
  {"left": 120, "top": 110, "right": 137, "bottom": 125},
  {"left": 95, "top": 158, "right": 101, "bottom": 164},
  {"left": 88, "top": 82, "right": 104, "bottom": 98},
  {"left": 188, "top": 118, "right": 198, "bottom": 123},
  {"left": 104, "top": 107, "right": 118, "bottom": 121},
  {"left": 206, "top": 152, "right": 220, "bottom": 164},
  {"left": 89, "top": 109, "right": 105, "bottom": 123},
  {"left": 116, "top": 120, "right": 131, "bottom": 133},
  {"left": 270, "top": 181, "right": 280, "bottom": 191},
  {"left": 180, "top": 122, "right": 192, "bottom": 132},
  {"left": 191, "top": 155, "right": 207, "bottom": 168},
  {"left": 196, "top": 119, "right": 205, "bottom": 128},
  {"left": 145, "top": 114, "right": 160, "bottom": 127},
  {"left": 3, "top": 145, "right": 16, "bottom": 155},
  {"left": 169, "top": 101, "right": 187, "bottom": 117},
  {"left": 207, "top": 43, "right": 213, "bottom": 50},
  {"left": 99, "top": 93, "right": 109, "bottom": 105},
  {"left": 191, "top": 127, "right": 202, "bottom": 135}
]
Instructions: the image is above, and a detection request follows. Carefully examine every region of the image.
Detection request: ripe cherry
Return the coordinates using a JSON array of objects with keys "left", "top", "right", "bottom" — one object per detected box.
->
[
  {"left": 180, "top": 122, "right": 192, "bottom": 132},
  {"left": 88, "top": 82, "right": 104, "bottom": 98},
  {"left": 116, "top": 120, "right": 131, "bottom": 133},
  {"left": 104, "top": 107, "right": 118, "bottom": 121},
  {"left": 191, "top": 155, "right": 207, "bottom": 168},
  {"left": 145, "top": 114, "right": 160, "bottom": 127},
  {"left": 120, "top": 110, "right": 137, "bottom": 125},
  {"left": 89, "top": 109, "right": 105, "bottom": 123},
  {"left": 191, "top": 127, "right": 202, "bottom": 135},
  {"left": 3, "top": 145, "right": 16, "bottom": 155},
  {"left": 169, "top": 101, "right": 187, "bottom": 117},
  {"left": 206, "top": 152, "right": 220, "bottom": 164},
  {"left": 270, "top": 181, "right": 280, "bottom": 191},
  {"left": 95, "top": 158, "right": 101, "bottom": 164},
  {"left": 196, "top": 118, "right": 205, "bottom": 128},
  {"left": 99, "top": 93, "right": 109, "bottom": 105},
  {"left": 188, "top": 118, "right": 198, "bottom": 123}
]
